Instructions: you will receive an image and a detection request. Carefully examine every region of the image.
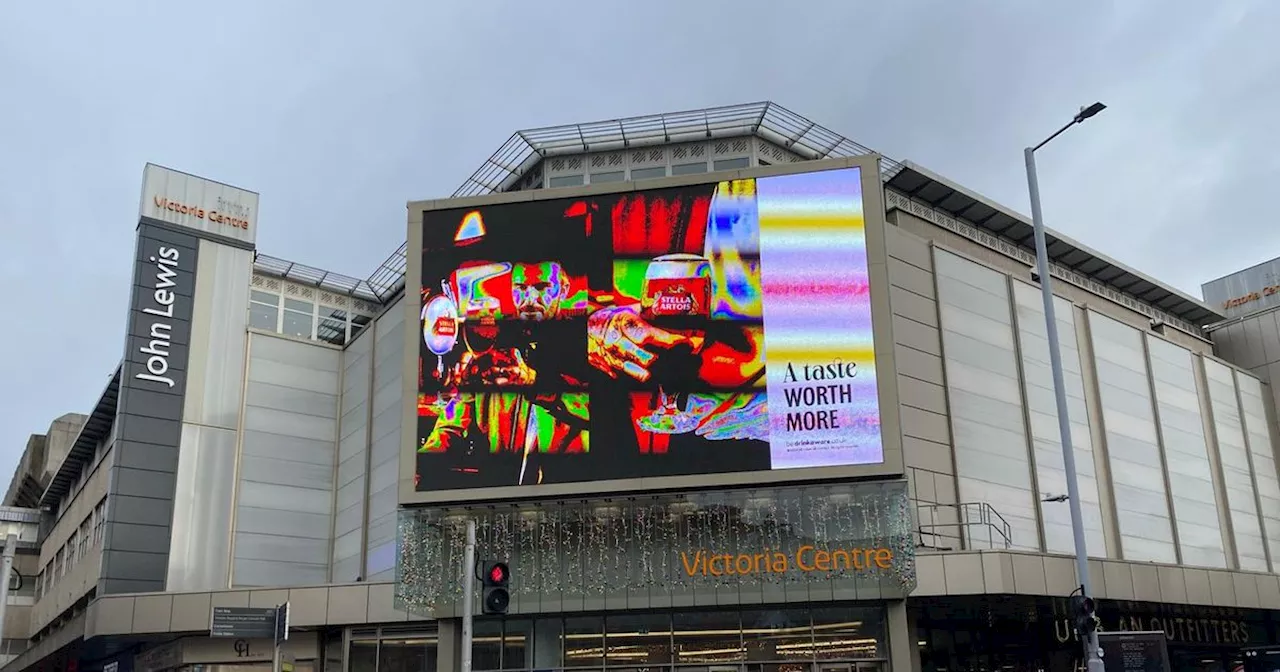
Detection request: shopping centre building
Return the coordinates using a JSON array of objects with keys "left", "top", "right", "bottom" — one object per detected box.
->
[{"left": 4, "top": 101, "right": 1280, "bottom": 672}]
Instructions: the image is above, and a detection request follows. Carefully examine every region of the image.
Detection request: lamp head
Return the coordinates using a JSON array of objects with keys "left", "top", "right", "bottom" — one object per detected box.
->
[{"left": 1075, "top": 102, "right": 1107, "bottom": 123}]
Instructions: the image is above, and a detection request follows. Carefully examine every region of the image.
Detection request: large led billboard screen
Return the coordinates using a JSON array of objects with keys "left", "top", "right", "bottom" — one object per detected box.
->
[{"left": 414, "top": 165, "right": 886, "bottom": 494}]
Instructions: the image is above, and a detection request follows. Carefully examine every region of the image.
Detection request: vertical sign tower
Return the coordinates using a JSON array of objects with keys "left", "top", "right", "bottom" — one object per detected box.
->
[{"left": 100, "top": 164, "right": 259, "bottom": 594}]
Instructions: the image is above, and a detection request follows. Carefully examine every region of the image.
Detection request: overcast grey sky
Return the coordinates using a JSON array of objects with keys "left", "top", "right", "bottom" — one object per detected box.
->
[{"left": 1, "top": 1, "right": 1276, "bottom": 475}]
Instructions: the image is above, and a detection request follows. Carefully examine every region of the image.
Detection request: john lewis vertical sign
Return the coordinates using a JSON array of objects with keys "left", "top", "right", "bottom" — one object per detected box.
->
[
  {"left": 127, "top": 226, "right": 197, "bottom": 393},
  {"left": 100, "top": 220, "right": 198, "bottom": 594}
]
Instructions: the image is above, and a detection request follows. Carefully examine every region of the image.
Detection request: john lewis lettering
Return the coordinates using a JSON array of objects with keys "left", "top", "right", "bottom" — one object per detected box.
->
[
  {"left": 135, "top": 246, "right": 183, "bottom": 388},
  {"left": 123, "top": 225, "right": 197, "bottom": 396}
]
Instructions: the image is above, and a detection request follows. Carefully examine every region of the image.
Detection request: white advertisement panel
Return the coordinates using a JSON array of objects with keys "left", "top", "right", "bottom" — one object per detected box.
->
[{"left": 139, "top": 163, "right": 259, "bottom": 245}]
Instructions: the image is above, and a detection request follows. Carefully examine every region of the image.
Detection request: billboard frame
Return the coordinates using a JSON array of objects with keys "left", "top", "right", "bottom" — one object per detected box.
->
[{"left": 399, "top": 155, "right": 903, "bottom": 506}]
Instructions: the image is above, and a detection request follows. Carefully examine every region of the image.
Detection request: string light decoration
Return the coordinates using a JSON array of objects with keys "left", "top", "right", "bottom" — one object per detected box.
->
[{"left": 395, "top": 481, "right": 916, "bottom": 616}]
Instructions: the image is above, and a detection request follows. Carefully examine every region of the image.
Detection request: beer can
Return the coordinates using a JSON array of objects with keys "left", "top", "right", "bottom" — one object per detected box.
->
[{"left": 643, "top": 253, "right": 712, "bottom": 317}]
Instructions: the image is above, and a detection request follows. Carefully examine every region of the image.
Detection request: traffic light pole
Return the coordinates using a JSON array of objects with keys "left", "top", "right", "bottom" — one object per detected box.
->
[{"left": 461, "top": 519, "right": 477, "bottom": 672}]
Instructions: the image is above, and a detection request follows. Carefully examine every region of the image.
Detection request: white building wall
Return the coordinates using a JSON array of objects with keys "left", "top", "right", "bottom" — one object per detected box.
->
[
  {"left": 364, "top": 296, "right": 405, "bottom": 581},
  {"left": 332, "top": 324, "right": 373, "bottom": 582},
  {"left": 231, "top": 332, "right": 340, "bottom": 586}
]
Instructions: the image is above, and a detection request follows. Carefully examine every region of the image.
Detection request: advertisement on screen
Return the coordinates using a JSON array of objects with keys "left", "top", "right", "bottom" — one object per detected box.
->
[{"left": 414, "top": 166, "right": 884, "bottom": 493}]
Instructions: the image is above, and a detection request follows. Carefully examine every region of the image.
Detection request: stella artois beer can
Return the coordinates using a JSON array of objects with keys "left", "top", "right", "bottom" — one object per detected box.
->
[{"left": 643, "top": 253, "right": 711, "bottom": 317}]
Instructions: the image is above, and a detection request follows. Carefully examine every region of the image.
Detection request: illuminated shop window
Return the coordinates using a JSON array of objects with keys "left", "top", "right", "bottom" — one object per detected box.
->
[
  {"left": 672, "top": 161, "right": 708, "bottom": 175},
  {"left": 713, "top": 157, "right": 750, "bottom": 171},
  {"left": 630, "top": 166, "right": 667, "bottom": 180},
  {"left": 249, "top": 290, "right": 281, "bottom": 331},
  {"left": 282, "top": 298, "right": 315, "bottom": 339},
  {"left": 548, "top": 175, "right": 584, "bottom": 188},
  {"left": 318, "top": 306, "right": 348, "bottom": 346},
  {"left": 589, "top": 170, "right": 625, "bottom": 184}
]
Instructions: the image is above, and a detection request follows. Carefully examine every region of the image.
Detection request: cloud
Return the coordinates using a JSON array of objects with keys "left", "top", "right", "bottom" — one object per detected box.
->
[{"left": 0, "top": 0, "right": 1275, "bottom": 473}]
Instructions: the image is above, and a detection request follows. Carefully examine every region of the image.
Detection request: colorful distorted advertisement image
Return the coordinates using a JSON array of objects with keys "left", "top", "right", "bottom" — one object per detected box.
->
[{"left": 416, "top": 167, "right": 882, "bottom": 491}]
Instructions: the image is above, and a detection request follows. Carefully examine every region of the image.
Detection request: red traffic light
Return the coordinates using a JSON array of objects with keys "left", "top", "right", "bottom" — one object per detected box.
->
[{"left": 486, "top": 562, "right": 509, "bottom": 585}]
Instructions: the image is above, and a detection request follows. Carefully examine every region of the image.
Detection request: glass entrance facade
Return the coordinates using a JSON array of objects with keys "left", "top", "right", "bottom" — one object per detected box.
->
[{"left": 346, "top": 607, "right": 887, "bottom": 672}]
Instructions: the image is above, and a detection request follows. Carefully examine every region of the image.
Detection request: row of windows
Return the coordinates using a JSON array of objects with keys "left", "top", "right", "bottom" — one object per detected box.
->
[
  {"left": 348, "top": 606, "right": 886, "bottom": 672},
  {"left": 249, "top": 289, "right": 373, "bottom": 346},
  {"left": 36, "top": 498, "right": 106, "bottom": 601},
  {"left": 546, "top": 157, "right": 753, "bottom": 188},
  {"left": 934, "top": 248, "right": 1280, "bottom": 570}
]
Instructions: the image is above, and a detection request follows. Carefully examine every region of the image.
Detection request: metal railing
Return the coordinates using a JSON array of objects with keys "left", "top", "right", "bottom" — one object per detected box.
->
[{"left": 914, "top": 501, "right": 1014, "bottom": 551}]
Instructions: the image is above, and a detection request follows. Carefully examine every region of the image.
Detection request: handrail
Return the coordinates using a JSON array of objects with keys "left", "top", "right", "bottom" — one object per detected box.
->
[{"left": 914, "top": 501, "right": 1014, "bottom": 551}]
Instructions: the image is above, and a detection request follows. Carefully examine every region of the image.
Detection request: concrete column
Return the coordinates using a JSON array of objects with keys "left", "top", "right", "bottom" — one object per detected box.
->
[
  {"left": 529, "top": 619, "right": 563, "bottom": 670},
  {"left": 887, "top": 600, "right": 920, "bottom": 672},
  {"left": 436, "top": 619, "right": 462, "bottom": 672}
]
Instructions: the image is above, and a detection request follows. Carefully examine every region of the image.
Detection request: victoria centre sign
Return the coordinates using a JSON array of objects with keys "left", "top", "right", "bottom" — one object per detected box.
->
[
  {"left": 139, "top": 163, "right": 259, "bottom": 245},
  {"left": 405, "top": 159, "right": 901, "bottom": 502}
]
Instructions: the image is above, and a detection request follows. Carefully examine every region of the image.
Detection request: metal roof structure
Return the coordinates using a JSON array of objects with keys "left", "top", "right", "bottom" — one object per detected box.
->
[
  {"left": 260, "top": 101, "right": 1221, "bottom": 331},
  {"left": 885, "top": 162, "right": 1223, "bottom": 326},
  {"left": 253, "top": 253, "right": 405, "bottom": 305},
  {"left": 41, "top": 366, "right": 120, "bottom": 507},
  {"left": 340, "top": 102, "right": 904, "bottom": 312},
  {"left": 453, "top": 101, "right": 903, "bottom": 197}
]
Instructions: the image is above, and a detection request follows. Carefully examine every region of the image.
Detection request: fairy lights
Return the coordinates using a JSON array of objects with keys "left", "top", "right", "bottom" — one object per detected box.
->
[{"left": 395, "top": 481, "right": 915, "bottom": 615}]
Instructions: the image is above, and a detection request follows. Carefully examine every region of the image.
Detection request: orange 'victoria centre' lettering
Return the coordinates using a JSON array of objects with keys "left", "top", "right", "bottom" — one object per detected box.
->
[
  {"left": 152, "top": 196, "right": 251, "bottom": 231},
  {"left": 680, "top": 545, "right": 894, "bottom": 577}
]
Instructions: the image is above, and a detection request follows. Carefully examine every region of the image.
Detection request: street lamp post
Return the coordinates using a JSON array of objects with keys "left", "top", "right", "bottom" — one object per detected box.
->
[{"left": 1024, "top": 101, "right": 1107, "bottom": 672}]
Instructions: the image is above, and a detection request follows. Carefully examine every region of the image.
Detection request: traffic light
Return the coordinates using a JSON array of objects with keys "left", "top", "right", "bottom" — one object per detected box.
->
[
  {"left": 1071, "top": 594, "right": 1098, "bottom": 637},
  {"left": 481, "top": 561, "right": 510, "bottom": 615}
]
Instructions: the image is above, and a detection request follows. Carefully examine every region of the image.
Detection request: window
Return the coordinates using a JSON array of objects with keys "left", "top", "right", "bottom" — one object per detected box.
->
[
  {"left": 282, "top": 298, "right": 314, "bottom": 339},
  {"left": 249, "top": 290, "right": 280, "bottom": 331},
  {"left": 34, "top": 570, "right": 42, "bottom": 600},
  {"left": 93, "top": 499, "right": 106, "bottom": 545},
  {"left": 379, "top": 633, "right": 438, "bottom": 672},
  {"left": 713, "top": 157, "right": 750, "bottom": 171},
  {"left": 630, "top": 166, "right": 667, "bottom": 180},
  {"left": 1012, "top": 282, "right": 1106, "bottom": 557},
  {"left": 351, "top": 314, "right": 373, "bottom": 340},
  {"left": 588, "top": 171, "right": 625, "bottom": 184},
  {"left": 67, "top": 531, "right": 78, "bottom": 570},
  {"left": 55, "top": 547, "right": 65, "bottom": 578},
  {"left": 671, "top": 162, "right": 708, "bottom": 176},
  {"left": 548, "top": 175, "right": 584, "bottom": 188},
  {"left": 1204, "top": 359, "right": 1267, "bottom": 570},
  {"left": 318, "top": 306, "right": 348, "bottom": 346},
  {"left": 78, "top": 518, "right": 91, "bottom": 559},
  {"left": 1089, "top": 312, "right": 1177, "bottom": 564},
  {"left": 935, "top": 250, "right": 1040, "bottom": 551},
  {"left": 1148, "top": 337, "right": 1225, "bottom": 568}
]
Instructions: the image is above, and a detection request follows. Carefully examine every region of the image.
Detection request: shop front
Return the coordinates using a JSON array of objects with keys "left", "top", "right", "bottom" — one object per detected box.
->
[
  {"left": 913, "top": 595, "right": 1280, "bottom": 672},
  {"left": 394, "top": 480, "right": 917, "bottom": 672},
  {"left": 347, "top": 609, "right": 890, "bottom": 672},
  {"left": 132, "top": 634, "right": 320, "bottom": 672}
]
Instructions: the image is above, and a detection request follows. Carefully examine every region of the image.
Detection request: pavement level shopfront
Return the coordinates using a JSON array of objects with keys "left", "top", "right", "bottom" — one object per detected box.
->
[{"left": 395, "top": 479, "right": 920, "bottom": 672}]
